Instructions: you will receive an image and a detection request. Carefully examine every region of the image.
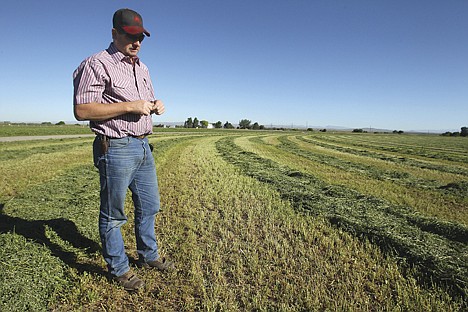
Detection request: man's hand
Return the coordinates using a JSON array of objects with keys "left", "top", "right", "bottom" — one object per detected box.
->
[
  {"left": 131, "top": 100, "right": 154, "bottom": 116},
  {"left": 152, "top": 100, "right": 165, "bottom": 115}
]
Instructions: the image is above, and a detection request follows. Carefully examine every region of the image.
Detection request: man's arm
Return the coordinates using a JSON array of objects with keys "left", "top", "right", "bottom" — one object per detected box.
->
[{"left": 74, "top": 100, "right": 156, "bottom": 121}]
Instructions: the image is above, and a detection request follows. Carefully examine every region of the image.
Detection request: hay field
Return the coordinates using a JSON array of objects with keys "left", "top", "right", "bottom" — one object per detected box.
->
[{"left": 0, "top": 128, "right": 466, "bottom": 311}]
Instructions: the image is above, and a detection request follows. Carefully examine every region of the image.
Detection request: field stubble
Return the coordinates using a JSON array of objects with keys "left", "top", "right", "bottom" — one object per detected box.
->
[
  {"left": 226, "top": 134, "right": 467, "bottom": 299},
  {"left": 0, "top": 131, "right": 466, "bottom": 311}
]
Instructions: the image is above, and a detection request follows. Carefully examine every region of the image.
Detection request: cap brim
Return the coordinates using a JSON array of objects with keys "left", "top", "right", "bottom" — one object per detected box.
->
[{"left": 122, "top": 25, "right": 150, "bottom": 37}]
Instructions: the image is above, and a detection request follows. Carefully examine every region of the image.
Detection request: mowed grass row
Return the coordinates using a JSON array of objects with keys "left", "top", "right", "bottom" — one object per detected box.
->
[
  {"left": 244, "top": 135, "right": 467, "bottom": 225},
  {"left": 0, "top": 138, "right": 94, "bottom": 200},
  {"left": 0, "top": 134, "right": 204, "bottom": 200},
  {"left": 154, "top": 135, "right": 466, "bottom": 310},
  {"left": 119, "top": 134, "right": 463, "bottom": 310},
  {"left": 330, "top": 134, "right": 468, "bottom": 155},
  {"left": 311, "top": 134, "right": 468, "bottom": 165},
  {"left": 222, "top": 135, "right": 467, "bottom": 301},
  {"left": 0, "top": 135, "right": 203, "bottom": 311},
  {"left": 277, "top": 135, "right": 467, "bottom": 190},
  {"left": 0, "top": 132, "right": 463, "bottom": 310},
  {"left": 280, "top": 135, "right": 468, "bottom": 224},
  {"left": 299, "top": 135, "right": 468, "bottom": 177},
  {"left": 292, "top": 136, "right": 468, "bottom": 187}
]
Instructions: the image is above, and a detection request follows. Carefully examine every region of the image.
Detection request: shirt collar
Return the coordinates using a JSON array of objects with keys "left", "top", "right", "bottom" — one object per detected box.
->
[{"left": 107, "top": 43, "right": 140, "bottom": 65}]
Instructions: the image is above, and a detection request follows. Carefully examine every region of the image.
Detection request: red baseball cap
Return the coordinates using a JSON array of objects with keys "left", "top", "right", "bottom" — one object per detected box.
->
[{"left": 113, "top": 8, "right": 150, "bottom": 37}]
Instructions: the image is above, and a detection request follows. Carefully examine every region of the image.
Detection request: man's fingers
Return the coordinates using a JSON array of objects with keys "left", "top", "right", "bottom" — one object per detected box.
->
[
  {"left": 141, "top": 101, "right": 153, "bottom": 115},
  {"left": 152, "top": 100, "right": 165, "bottom": 115},
  {"left": 156, "top": 106, "right": 165, "bottom": 114}
]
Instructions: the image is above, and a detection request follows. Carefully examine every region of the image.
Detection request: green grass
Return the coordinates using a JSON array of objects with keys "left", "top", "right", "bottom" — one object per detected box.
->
[
  {"left": 0, "top": 138, "right": 91, "bottom": 161},
  {"left": 0, "top": 129, "right": 466, "bottom": 311},
  {"left": 299, "top": 135, "right": 468, "bottom": 176},
  {"left": 239, "top": 134, "right": 468, "bottom": 225},
  {"left": 216, "top": 136, "right": 468, "bottom": 297},
  {"left": 0, "top": 124, "right": 92, "bottom": 136},
  {"left": 312, "top": 134, "right": 468, "bottom": 164},
  {"left": 0, "top": 233, "right": 70, "bottom": 311}
]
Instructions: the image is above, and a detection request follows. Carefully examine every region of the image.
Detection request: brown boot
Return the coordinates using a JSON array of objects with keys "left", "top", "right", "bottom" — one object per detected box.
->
[
  {"left": 113, "top": 271, "right": 145, "bottom": 291},
  {"left": 141, "top": 257, "right": 175, "bottom": 272}
]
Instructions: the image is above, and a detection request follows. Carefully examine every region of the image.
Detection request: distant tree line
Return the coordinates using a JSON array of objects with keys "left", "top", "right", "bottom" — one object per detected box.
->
[
  {"left": 41, "top": 121, "right": 66, "bottom": 125},
  {"left": 238, "top": 119, "right": 265, "bottom": 130},
  {"left": 352, "top": 128, "right": 405, "bottom": 134},
  {"left": 183, "top": 117, "right": 266, "bottom": 130},
  {"left": 182, "top": 119, "right": 467, "bottom": 136},
  {"left": 441, "top": 127, "right": 468, "bottom": 137},
  {"left": 183, "top": 117, "right": 199, "bottom": 128},
  {"left": 183, "top": 117, "right": 221, "bottom": 129}
]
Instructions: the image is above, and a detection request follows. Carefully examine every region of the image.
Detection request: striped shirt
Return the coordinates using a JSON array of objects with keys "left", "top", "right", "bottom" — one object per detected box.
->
[{"left": 73, "top": 43, "right": 155, "bottom": 138}]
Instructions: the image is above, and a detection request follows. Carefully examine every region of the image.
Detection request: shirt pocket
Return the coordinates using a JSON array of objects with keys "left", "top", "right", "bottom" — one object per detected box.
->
[{"left": 110, "top": 79, "right": 134, "bottom": 100}]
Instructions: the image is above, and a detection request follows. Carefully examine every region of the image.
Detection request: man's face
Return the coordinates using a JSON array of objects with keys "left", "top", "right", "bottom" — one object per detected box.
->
[{"left": 112, "top": 29, "right": 145, "bottom": 57}]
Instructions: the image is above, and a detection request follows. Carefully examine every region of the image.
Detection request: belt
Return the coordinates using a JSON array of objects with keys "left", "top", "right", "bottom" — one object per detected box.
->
[{"left": 97, "top": 134, "right": 147, "bottom": 140}]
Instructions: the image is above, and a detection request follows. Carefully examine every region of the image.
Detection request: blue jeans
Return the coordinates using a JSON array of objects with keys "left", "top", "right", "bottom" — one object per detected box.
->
[{"left": 93, "top": 136, "right": 160, "bottom": 277}]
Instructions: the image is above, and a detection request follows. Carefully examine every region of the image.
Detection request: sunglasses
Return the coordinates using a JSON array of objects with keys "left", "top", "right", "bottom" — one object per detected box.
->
[
  {"left": 126, "top": 33, "right": 145, "bottom": 43},
  {"left": 117, "top": 29, "right": 145, "bottom": 42}
]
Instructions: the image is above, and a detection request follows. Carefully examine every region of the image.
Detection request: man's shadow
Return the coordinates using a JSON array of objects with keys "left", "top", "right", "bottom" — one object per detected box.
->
[{"left": 0, "top": 203, "right": 105, "bottom": 276}]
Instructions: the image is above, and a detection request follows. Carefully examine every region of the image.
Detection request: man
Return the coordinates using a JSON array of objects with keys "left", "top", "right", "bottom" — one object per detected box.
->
[{"left": 73, "top": 8, "right": 173, "bottom": 292}]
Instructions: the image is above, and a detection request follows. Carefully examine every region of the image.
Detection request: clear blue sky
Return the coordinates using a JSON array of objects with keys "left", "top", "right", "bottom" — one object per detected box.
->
[{"left": 1, "top": 1, "right": 467, "bottom": 131}]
